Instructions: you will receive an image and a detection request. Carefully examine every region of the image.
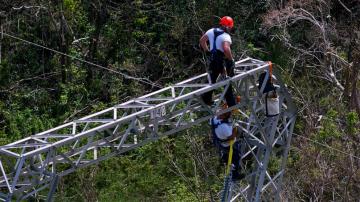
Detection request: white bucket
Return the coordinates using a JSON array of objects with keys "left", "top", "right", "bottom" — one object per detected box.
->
[{"left": 265, "top": 91, "right": 280, "bottom": 117}]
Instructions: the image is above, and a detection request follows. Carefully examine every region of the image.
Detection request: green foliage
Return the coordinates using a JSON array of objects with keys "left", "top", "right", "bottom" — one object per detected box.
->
[
  {"left": 319, "top": 97, "right": 332, "bottom": 108},
  {"left": 63, "top": 0, "right": 78, "bottom": 12},
  {"left": 268, "top": 156, "right": 281, "bottom": 176},
  {"left": 1, "top": 0, "right": 359, "bottom": 201},
  {"left": 54, "top": 134, "right": 216, "bottom": 202},
  {"left": 247, "top": 43, "right": 259, "bottom": 56},
  {"left": 2, "top": 107, "right": 54, "bottom": 142},
  {"left": 0, "top": 61, "right": 10, "bottom": 86},
  {"left": 346, "top": 111, "right": 359, "bottom": 136},
  {"left": 166, "top": 180, "right": 198, "bottom": 202},
  {"left": 134, "top": 16, "right": 148, "bottom": 26},
  {"left": 316, "top": 109, "right": 341, "bottom": 142},
  {"left": 287, "top": 148, "right": 300, "bottom": 168}
]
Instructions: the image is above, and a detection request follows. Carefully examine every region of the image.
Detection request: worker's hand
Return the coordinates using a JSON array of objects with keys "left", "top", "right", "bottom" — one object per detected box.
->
[
  {"left": 220, "top": 69, "right": 230, "bottom": 80},
  {"left": 225, "top": 59, "right": 235, "bottom": 77}
]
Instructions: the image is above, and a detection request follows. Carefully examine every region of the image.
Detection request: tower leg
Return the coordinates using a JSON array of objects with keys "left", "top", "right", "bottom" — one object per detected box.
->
[
  {"left": 274, "top": 116, "right": 296, "bottom": 202},
  {"left": 46, "top": 175, "right": 59, "bottom": 202},
  {"left": 254, "top": 116, "right": 279, "bottom": 201}
]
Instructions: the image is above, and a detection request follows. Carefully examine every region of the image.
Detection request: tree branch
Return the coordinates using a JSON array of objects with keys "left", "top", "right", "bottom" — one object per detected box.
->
[{"left": 337, "top": 0, "right": 352, "bottom": 14}]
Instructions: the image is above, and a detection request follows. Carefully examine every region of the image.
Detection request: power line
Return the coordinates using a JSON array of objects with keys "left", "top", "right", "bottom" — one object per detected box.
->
[
  {"left": 1, "top": 32, "right": 162, "bottom": 88},
  {"left": 293, "top": 133, "right": 360, "bottom": 161}
]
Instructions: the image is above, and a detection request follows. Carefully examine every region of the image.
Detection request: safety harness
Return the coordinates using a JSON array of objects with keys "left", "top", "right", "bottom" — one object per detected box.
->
[
  {"left": 211, "top": 118, "right": 232, "bottom": 148},
  {"left": 210, "top": 28, "right": 225, "bottom": 62}
]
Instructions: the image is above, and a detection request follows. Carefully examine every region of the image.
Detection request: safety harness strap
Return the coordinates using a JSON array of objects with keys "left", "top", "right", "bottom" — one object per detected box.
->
[{"left": 211, "top": 28, "right": 224, "bottom": 53}]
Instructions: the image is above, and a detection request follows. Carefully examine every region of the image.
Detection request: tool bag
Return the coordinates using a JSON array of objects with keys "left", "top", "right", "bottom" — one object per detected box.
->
[
  {"left": 265, "top": 90, "right": 280, "bottom": 117},
  {"left": 258, "top": 71, "right": 276, "bottom": 94}
]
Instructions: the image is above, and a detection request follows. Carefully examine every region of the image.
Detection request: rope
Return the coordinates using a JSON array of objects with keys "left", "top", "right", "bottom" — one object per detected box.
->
[
  {"left": 226, "top": 139, "right": 235, "bottom": 175},
  {"left": 221, "top": 139, "right": 235, "bottom": 202},
  {"left": 1, "top": 32, "right": 162, "bottom": 88}
]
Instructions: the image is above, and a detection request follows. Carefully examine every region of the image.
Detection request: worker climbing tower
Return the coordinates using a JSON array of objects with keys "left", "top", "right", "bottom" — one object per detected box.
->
[
  {"left": 219, "top": 60, "right": 296, "bottom": 201},
  {"left": 0, "top": 58, "right": 296, "bottom": 201}
]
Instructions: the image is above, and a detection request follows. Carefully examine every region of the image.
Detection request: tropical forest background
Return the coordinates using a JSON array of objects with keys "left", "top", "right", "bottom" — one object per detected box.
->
[{"left": 0, "top": 0, "right": 359, "bottom": 201}]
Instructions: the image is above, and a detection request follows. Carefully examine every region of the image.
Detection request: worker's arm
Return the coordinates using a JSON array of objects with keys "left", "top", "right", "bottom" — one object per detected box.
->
[
  {"left": 223, "top": 41, "right": 235, "bottom": 76},
  {"left": 223, "top": 41, "right": 233, "bottom": 60},
  {"left": 199, "top": 34, "right": 210, "bottom": 52}
]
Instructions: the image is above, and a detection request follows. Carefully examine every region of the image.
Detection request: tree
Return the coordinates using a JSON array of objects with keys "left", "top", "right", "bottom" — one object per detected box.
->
[{"left": 262, "top": 0, "right": 360, "bottom": 115}]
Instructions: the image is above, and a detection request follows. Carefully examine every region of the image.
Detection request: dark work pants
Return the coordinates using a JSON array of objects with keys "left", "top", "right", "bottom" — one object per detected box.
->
[
  {"left": 202, "top": 57, "right": 236, "bottom": 107},
  {"left": 221, "top": 142, "right": 241, "bottom": 174}
]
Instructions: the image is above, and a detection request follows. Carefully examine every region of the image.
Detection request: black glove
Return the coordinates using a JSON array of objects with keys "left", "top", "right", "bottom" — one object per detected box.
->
[
  {"left": 225, "top": 59, "right": 235, "bottom": 77},
  {"left": 206, "top": 51, "right": 211, "bottom": 57}
]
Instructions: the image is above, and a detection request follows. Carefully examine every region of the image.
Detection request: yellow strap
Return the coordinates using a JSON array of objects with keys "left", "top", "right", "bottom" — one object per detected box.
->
[{"left": 226, "top": 139, "right": 235, "bottom": 175}]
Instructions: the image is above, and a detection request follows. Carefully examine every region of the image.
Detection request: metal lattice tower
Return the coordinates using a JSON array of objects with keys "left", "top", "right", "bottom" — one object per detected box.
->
[{"left": 0, "top": 58, "right": 296, "bottom": 201}]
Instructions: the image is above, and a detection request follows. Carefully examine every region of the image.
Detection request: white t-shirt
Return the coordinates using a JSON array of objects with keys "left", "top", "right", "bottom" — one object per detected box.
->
[
  {"left": 212, "top": 117, "right": 235, "bottom": 147},
  {"left": 205, "top": 28, "right": 232, "bottom": 53}
]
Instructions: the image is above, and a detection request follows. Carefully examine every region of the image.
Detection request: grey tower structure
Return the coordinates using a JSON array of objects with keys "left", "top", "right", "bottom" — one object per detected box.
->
[{"left": 0, "top": 58, "right": 296, "bottom": 201}]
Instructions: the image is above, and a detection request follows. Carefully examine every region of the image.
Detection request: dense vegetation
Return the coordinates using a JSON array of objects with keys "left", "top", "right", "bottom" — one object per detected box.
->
[{"left": 0, "top": 0, "right": 359, "bottom": 201}]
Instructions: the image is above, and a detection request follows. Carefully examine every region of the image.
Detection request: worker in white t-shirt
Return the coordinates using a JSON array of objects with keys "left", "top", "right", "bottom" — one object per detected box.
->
[
  {"left": 211, "top": 111, "right": 244, "bottom": 181},
  {"left": 199, "top": 16, "right": 236, "bottom": 107}
]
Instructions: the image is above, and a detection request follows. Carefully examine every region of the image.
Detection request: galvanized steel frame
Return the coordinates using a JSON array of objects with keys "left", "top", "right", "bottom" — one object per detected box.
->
[{"left": 0, "top": 57, "right": 296, "bottom": 201}]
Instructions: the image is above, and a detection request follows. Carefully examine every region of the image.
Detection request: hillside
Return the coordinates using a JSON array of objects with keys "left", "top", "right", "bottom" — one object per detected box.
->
[{"left": 0, "top": 0, "right": 359, "bottom": 201}]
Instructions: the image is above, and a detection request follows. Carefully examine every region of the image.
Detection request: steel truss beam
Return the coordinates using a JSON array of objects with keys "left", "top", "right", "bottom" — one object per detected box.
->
[
  {"left": 221, "top": 63, "right": 296, "bottom": 202},
  {"left": 0, "top": 58, "right": 296, "bottom": 201}
]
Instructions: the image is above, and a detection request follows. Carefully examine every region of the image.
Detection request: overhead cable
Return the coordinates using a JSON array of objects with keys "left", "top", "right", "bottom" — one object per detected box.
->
[{"left": 2, "top": 32, "right": 162, "bottom": 88}]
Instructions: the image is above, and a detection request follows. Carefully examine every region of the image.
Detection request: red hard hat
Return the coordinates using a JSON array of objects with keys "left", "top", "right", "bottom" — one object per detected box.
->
[{"left": 219, "top": 16, "right": 234, "bottom": 28}]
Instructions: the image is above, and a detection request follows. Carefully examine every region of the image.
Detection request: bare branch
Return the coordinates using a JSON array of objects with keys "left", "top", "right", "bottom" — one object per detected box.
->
[
  {"left": 337, "top": 0, "right": 352, "bottom": 14},
  {"left": 328, "top": 65, "right": 345, "bottom": 91},
  {"left": 72, "top": 37, "right": 89, "bottom": 44},
  {"left": 326, "top": 51, "right": 351, "bottom": 66},
  {"left": 12, "top": 5, "right": 46, "bottom": 10},
  {"left": 12, "top": 5, "right": 47, "bottom": 17},
  {"left": 0, "top": 72, "right": 60, "bottom": 93}
]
